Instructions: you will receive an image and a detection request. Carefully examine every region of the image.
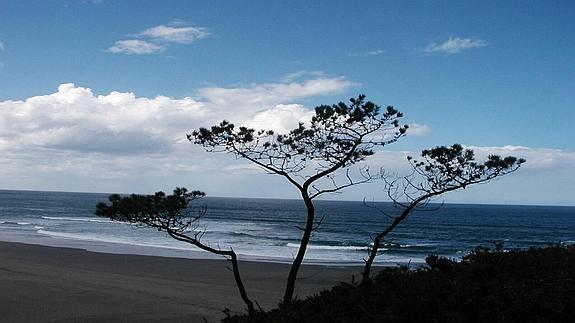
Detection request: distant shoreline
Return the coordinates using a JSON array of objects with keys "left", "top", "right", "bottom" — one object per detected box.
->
[{"left": 1, "top": 188, "right": 573, "bottom": 207}]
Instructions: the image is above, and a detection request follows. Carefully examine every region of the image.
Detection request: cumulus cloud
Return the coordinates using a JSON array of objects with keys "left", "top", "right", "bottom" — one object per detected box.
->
[
  {"left": 0, "top": 74, "right": 361, "bottom": 194},
  {"left": 3, "top": 77, "right": 571, "bottom": 203},
  {"left": 424, "top": 37, "right": 488, "bottom": 54},
  {"left": 0, "top": 75, "right": 354, "bottom": 157},
  {"left": 0, "top": 83, "right": 203, "bottom": 154},
  {"left": 107, "top": 40, "right": 165, "bottom": 55},
  {"left": 244, "top": 104, "right": 314, "bottom": 133},
  {"left": 140, "top": 25, "right": 210, "bottom": 44}
]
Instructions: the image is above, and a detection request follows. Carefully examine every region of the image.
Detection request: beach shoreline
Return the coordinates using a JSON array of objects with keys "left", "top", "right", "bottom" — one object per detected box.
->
[
  {"left": 0, "top": 240, "right": 364, "bottom": 322},
  {"left": 0, "top": 229, "right": 423, "bottom": 267}
]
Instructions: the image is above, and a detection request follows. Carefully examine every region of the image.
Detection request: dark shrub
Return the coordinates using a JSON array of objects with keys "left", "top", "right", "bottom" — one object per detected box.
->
[{"left": 225, "top": 245, "right": 575, "bottom": 322}]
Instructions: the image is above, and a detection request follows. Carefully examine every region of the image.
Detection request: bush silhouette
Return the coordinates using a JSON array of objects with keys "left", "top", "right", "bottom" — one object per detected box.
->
[{"left": 226, "top": 245, "right": 575, "bottom": 322}]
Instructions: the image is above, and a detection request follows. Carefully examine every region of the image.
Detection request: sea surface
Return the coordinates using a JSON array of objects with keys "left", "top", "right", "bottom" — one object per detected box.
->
[{"left": 0, "top": 189, "right": 573, "bottom": 265}]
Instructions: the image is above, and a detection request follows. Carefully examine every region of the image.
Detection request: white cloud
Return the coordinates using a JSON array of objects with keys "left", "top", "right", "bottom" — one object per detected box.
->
[
  {"left": 356, "top": 145, "right": 575, "bottom": 205},
  {"left": 0, "top": 83, "right": 205, "bottom": 154},
  {"left": 140, "top": 25, "right": 210, "bottom": 44},
  {"left": 465, "top": 145, "right": 575, "bottom": 171},
  {"left": 280, "top": 70, "right": 325, "bottom": 83},
  {"left": 0, "top": 75, "right": 354, "bottom": 157},
  {"left": 348, "top": 49, "right": 385, "bottom": 57},
  {"left": 366, "top": 145, "right": 575, "bottom": 179},
  {"left": 424, "top": 37, "right": 488, "bottom": 54},
  {"left": 367, "top": 49, "right": 385, "bottom": 56},
  {"left": 244, "top": 104, "right": 314, "bottom": 133},
  {"left": 107, "top": 40, "right": 165, "bottom": 55},
  {"left": 107, "top": 22, "right": 209, "bottom": 55},
  {"left": 0, "top": 74, "right": 359, "bottom": 195},
  {"left": 2, "top": 78, "right": 571, "bottom": 204},
  {"left": 199, "top": 77, "right": 358, "bottom": 109},
  {"left": 406, "top": 123, "right": 431, "bottom": 137}
]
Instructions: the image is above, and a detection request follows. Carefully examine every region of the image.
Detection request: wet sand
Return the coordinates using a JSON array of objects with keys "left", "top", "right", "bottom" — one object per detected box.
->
[{"left": 0, "top": 241, "right": 362, "bottom": 322}]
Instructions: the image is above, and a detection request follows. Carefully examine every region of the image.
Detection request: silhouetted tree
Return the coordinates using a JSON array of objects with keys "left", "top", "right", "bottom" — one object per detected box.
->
[
  {"left": 95, "top": 187, "right": 256, "bottom": 316},
  {"left": 361, "top": 144, "right": 526, "bottom": 283},
  {"left": 190, "top": 95, "right": 408, "bottom": 304}
]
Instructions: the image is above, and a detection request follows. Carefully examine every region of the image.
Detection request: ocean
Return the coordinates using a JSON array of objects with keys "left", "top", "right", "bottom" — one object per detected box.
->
[{"left": 0, "top": 189, "right": 573, "bottom": 265}]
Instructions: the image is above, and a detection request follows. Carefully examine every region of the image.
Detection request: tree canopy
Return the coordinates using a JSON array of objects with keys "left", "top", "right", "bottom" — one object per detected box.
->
[
  {"left": 96, "top": 95, "right": 527, "bottom": 317},
  {"left": 191, "top": 94, "right": 408, "bottom": 197},
  {"left": 191, "top": 95, "right": 408, "bottom": 304},
  {"left": 96, "top": 187, "right": 256, "bottom": 315},
  {"left": 361, "top": 144, "right": 526, "bottom": 282},
  {"left": 96, "top": 188, "right": 205, "bottom": 232}
]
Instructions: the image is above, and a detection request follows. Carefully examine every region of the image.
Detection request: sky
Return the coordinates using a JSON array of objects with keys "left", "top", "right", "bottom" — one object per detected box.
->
[{"left": 0, "top": 0, "right": 573, "bottom": 205}]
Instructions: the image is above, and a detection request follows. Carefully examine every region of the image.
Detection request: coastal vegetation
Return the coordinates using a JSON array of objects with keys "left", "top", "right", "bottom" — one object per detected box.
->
[
  {"left": 191, "top": 94, "right": 407, "bottom": 304},
  {"left": 96, "top": 95, "right": 526, "bottom": 319},
  {"left": 361, "top": 144, "right": 525, "bottom": 282},
  {"left": 226, "top": 245, "right": 575, "bottom": 322},
  {"left": 95, "top": 188, "right": 258, "bottom": 316}
]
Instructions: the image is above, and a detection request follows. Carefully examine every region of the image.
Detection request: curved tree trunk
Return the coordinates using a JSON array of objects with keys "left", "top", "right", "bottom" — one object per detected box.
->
[
  {"left": 282, "top": 191, "right": 315, "bottom": 304},
  {"left": 361, "top": 194, "right": 432, "bottom": 283},
  {"left": 362, "top": 235, "right": 382, "bottom": 283},
  {"left": 229, "top": 251, "right": 255, "bottom": 316},
  {"left": 167, "top": 230, "right": 256, "bottom": 315}
]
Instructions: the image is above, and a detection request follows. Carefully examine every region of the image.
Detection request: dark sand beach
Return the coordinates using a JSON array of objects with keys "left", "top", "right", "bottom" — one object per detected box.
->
[{"left": 0, "top": 241, "right": 361, "bottom": 322}]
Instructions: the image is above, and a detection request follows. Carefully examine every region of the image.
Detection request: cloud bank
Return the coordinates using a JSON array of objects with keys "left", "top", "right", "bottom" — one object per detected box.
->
[
  {"left": 1, "top": 75, "right": 572, "bottom": 204},
  {"left": 0, "top": 75, "right": 363, "bottom": 195},
  {"left": 0, "top": 76, "right": 354, "bottom": 156}
]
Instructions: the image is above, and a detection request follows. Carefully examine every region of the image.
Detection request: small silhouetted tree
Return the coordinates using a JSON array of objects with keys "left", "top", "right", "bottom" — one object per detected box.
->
[
  {"left": 190, "top": 95, "right": 408, "bottom": 304},
  {"left": 361, "top": 144, "right": 526, "bottom": 283},
  {"left": 95, "top": 187, "right": 256, "bottom": 316}
]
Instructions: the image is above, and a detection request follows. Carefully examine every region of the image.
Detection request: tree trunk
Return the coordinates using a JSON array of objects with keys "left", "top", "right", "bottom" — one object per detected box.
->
[
  {"left": 282, "top": 191, "right": 315, "bottom": 304},
  {"left": 167, "top": 230, "right": 256, "bottom": 316},
  {"left": 230, "top": 251, "right": 256, "bottom": 316},
  {"left": 362, "top": 235, "right": 381, "bottom": 283},
  {"left": 361, "top": 195, "right": 431, "bottom": 283}
]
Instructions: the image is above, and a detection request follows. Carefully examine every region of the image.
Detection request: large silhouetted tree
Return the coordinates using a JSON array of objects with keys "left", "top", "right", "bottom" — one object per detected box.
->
[
  {"left": 95, "top": 187, "right": 256, "bottom": 315},
  {"left": 361, "top": 144, "right": 526, "bottom": 283},
  {"left": 190, "top": 95, "right": 408, "bottom": 304}
]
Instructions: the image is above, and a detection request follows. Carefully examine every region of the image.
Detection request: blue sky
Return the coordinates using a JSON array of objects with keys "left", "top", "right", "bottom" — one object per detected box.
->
[{"left": 0, "top": 1, "right": 573, "bottom": 205}]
